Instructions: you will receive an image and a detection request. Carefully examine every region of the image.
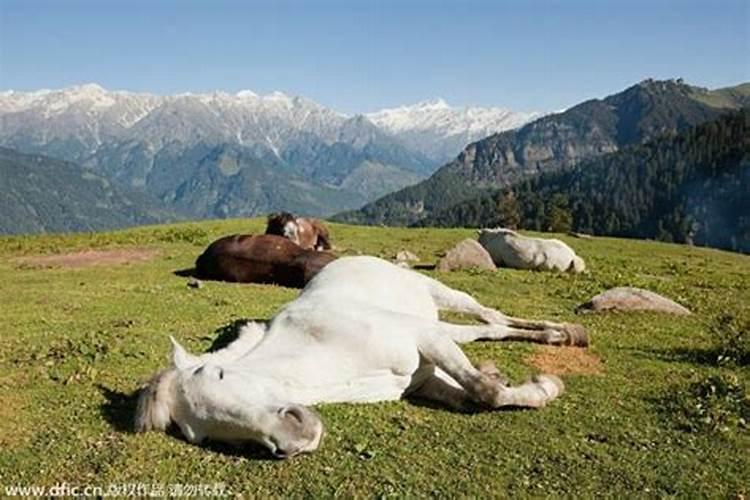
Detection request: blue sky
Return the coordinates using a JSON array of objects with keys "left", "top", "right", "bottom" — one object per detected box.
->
[{"left": 0, "top": 0, "right": 747, "bottom": 113}]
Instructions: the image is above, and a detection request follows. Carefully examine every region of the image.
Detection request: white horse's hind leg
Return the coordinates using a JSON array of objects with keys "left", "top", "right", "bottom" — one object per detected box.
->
[
  {"left": 501, "top": 317, "right": 588, "bottom": 347},
  {"left": 422, "top": 275, "right": 507, "bottom": 323},
  {"left": 422, "top": 276, "right": 588, "bottom": 346},
  {"left": 435, "top": 321, "right": 581, "bottom": 345},
  {"left": 416, "top": 328, "right": 564, "bottom": 409}
]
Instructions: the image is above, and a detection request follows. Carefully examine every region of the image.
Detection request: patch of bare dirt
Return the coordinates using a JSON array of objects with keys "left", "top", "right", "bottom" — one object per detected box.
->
[
  {"left": 17, "top": 248, "right": 160, "bottom": 269},
  {"left": 527, "top": 346, "right": 604, "bottom": 375}
]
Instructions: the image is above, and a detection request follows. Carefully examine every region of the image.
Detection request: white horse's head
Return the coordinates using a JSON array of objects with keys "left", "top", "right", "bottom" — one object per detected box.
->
[
  {"left": 136, "top": 337, "right": 324, "bottom": 459},
  {"left": 569, "top": 255, "right": 586, "bottom": 273}
]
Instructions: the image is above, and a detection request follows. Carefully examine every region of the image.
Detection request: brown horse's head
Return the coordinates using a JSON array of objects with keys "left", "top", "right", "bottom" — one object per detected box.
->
[
  {"left": 265, "top": 212, "right": 332, "bottom": 251},
  {"left": 266, "top": 212, "right": 298, "bottom": 241}
]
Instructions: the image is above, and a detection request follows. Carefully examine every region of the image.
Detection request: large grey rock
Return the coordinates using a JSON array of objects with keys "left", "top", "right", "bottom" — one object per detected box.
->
[
  {"left": 577, "top": 287, "right": 691, "bottom": 315},
  {"left": 437, "top": 239, "right": 496, "bottom": 272}
]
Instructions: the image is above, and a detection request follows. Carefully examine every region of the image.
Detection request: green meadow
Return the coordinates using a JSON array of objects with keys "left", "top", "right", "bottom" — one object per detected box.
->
[{"left": 0, "top": 219, "right": 747, "bottom": 497}]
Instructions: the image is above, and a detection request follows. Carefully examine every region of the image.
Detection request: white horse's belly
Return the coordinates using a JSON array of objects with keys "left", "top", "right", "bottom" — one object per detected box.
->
[
  {"left": 294, "top": 371, "right": 413, "bottom": 405},
  {"left": 228, "top": 257, "right": 453, "bottom": 407},
  {"left": 245, "top": 301, "right": 426, "bottom": 406}
]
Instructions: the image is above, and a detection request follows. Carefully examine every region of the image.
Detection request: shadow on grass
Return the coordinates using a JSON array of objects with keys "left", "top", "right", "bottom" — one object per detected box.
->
[
  {"left": 646, "top": 373, "right": 750, "bottom": 435},
  {"left": 406, "top": 396, "right": 539, "bottom": 414},
  {"left": 403, "top": 396, "right": 501, "bottom": 414},
  {"left": 208, "top": 318, "right": 269, "bottom": 352},
  {"left": 200, "top": 440, "right": 280, "bottom": 461},
  {"left": 98, "top": 384, "right": 139, "bottom": 434},
  {"left": 173, "top": 267, "right": 197, "bottom": 278},
  {"left": 412, "top": 263, "right": 437, "bottom": 270},
  {"left": 628, "top": 346, "right": 748, "bottom": 367},
  {"left": 639, "top": 314, "right": 749, "bottom": 367}
]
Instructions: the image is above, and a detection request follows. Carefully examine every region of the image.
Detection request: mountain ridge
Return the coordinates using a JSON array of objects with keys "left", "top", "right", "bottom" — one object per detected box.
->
[
  {"left": 366, "top": 98, "right": 539, "bottom": 162},
  {"left": 335, "top": 79, "right": 750, "bottom": 226},
  {"left": 0, "top": 84, "right": 536, "bottom": 218}
]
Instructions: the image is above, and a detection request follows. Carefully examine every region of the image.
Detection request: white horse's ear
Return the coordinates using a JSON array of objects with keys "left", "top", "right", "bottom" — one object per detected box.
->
[{"left": 170, "top": 336, "right": 199, "bottom": 370}]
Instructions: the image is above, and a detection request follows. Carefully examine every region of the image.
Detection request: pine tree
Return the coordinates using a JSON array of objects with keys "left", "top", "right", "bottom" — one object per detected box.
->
[
  {"left": 496, "top": 191, "right": 521, "bottom": 228},
  {"left": 544, "top": 194, "right": 573, "bottom": 232}
]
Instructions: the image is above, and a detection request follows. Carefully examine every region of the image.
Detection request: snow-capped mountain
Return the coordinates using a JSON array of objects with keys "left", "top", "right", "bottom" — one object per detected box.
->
[
  {"left": 367, "top": 99, "right": 540, "bottom": 163},
  {"left": 0, "top": 84, "right": 353, "bottom": 156},
  {"left": 0, "top": 84, "right": 438, "bottom": 217},
  {"left": 0, "top": 84, "right": 161, "bottom": 157},
  {"left": 0, "top": 84, "right": 538, "bottom": 220}
]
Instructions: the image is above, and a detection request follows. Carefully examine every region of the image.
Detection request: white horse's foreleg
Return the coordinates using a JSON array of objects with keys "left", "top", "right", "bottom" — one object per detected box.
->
[
  {"left": 411, "top": 368, "right": 471, "bottom": 410},
  {"left": 411, "top": 363, "right": 512, "bottom": 410},
  {"left": 416, "top": 329, "right": 564, "bottom": 409},
  {"left": 422, "top": 276, "right": 588, "bottom": 347}
]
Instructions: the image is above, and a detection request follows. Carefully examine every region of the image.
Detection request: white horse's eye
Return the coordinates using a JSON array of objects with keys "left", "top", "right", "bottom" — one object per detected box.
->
[{"left": 192, "top": 365, "right": 224, "bottom": 380}]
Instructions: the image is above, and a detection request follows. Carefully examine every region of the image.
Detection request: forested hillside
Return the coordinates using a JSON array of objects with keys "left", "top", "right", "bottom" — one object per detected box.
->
[
  {"left": 418, "top": 111, "right": 749, "bottom": 253},
  {"left": 0, "top": 147, "right": 180, "bottom": 234}
]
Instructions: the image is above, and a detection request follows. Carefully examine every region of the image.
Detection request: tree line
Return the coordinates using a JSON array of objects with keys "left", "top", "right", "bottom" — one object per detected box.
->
[{"left": 418, "top": 110, "right": 749, "bottom": 253}]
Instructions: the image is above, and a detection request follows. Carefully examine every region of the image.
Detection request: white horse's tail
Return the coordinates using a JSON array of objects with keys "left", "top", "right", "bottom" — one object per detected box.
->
[{"left": 134, "top": 369, "right": 178, "bottom": 432}]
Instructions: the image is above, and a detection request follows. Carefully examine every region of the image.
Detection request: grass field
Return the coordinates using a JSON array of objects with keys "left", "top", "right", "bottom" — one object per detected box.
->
[{"left": 0, "top": 219, "right": 748, "bottom": 497}]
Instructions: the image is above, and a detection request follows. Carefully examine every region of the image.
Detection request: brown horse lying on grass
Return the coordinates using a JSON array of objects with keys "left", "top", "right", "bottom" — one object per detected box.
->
[
  {"left": 194, "top": 234, "right": 337, "bottom": 288},
  {"left": 265, "top": 212, "right": 332, "bottom": 251}
]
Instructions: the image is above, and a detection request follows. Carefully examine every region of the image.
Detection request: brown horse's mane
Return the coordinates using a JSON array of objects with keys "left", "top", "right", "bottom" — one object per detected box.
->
[{"left": 309, "top": 219, "right": 332, "bottom": 250}]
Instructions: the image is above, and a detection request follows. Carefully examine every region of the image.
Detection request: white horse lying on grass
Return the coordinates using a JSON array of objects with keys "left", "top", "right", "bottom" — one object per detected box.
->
[
  {"left": 136, "top": 256, "right": 588, "bottom": 458},
  {"left": 479, "top": 228, "right": 587, "bottom": 273}
]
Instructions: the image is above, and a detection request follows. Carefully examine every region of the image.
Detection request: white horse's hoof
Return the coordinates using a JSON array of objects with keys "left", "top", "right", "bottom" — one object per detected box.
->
[
  {"left": 531, "top": 374, "right": 565, "bottom": 403},
  {"left": 562, "top": 324, "right": 589, "bottom": 347}
]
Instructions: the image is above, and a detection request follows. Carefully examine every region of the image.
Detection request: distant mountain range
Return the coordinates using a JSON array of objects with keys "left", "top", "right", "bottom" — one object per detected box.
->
[
  {"left": 0, "top": 147, "right": 179, "bottom": 234},
  {"left": 3, "top": 79, "right": 748, "bottom": 244},
  {"left": 0, "top": 85, "right": 535, "bottom": 223},
  {"left": 366, "top": 99, "right": 540, "bottom": 163},
  {"left": 417, "top": 110, "right": 749, "bottom": 253},
  {"left": 335, "top": 79, "right": 750, "bottom": 226}
]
